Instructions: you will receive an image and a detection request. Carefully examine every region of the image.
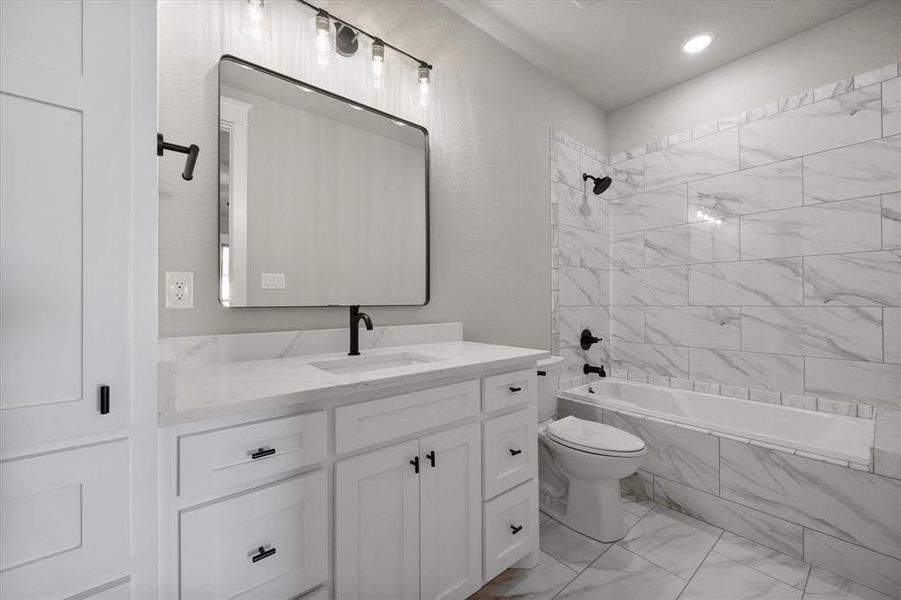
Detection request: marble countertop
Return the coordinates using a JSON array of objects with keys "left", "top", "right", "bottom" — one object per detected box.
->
[{"left": 160, "top": 341, "right": 548, "bottom": 425}]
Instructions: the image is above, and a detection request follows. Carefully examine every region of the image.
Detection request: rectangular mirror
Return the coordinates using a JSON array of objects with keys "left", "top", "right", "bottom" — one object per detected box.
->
[{"left": 218, "top": 55, "right": 429, "bottom": 307}]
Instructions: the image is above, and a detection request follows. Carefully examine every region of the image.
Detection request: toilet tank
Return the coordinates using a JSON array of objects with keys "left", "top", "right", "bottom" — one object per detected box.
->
[{"left": 537, "top": 356, "right": 566, "bottom": 422}]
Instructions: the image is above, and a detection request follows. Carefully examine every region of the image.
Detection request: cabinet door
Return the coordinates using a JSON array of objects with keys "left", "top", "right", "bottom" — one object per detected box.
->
[
  {"left": 0, "top": 440, "right": 129, "bottom": 599},
  {"left": 336, "top": 439, "right": 420, "bottom": 600},
  {"left": 0, "top": 0, "right": 132, "bottom": 450},
  {"left": 419, "top": 423, "right": 482, "bottom": 600}
]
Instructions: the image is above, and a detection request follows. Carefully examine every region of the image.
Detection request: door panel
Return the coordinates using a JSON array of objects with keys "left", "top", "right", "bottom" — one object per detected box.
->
[
  {"left": 336, "top": 439, "right": 420, "bottom": 600},
  {"left": 420, "top": 423, "right": 482, "bottom": 600},
  {"left": 0, "top": 0, "right": 131, "bottom": 451},
  {"left": 0, "top": 440, "right": 129, "bottom": 599}
]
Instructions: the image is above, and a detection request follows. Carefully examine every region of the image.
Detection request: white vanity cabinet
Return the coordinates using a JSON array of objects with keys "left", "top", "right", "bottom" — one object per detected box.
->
[
  {"left": 335, "top": 422, "right": 481, "bottom": 600},
  {"left": 160, "top": 358, "right": 543, "bottom": 600}
]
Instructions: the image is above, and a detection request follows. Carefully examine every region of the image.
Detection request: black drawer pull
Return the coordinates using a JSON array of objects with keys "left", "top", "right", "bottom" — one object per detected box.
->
[
  {"left": 509, "top": 386, "right": 522, "bottom": 393},
  {"left": 251, "top": 447, "right": 276, "bottom": 460},
  {"left": 509, "top": 448, "right": 523, "bottom": 456},
  {"left": 410, "top": 456, "right": 420, "bottom": 474},
  {"left": 511, "top": 525, "right": 523, "bottom": 535},
  {"left": 537, "top": 370, "right": 547, "bottom": 376},
  {"left": 251, "top": 545, "right": 276, "bottom": 563},
  {"left": 426, "top": 450, "right": 436, "bottom": 468}
]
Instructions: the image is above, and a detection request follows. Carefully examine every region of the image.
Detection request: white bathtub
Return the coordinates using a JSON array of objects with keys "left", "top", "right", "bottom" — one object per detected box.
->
[{"left": 559, "top": 379, "right": 874, "bottom": 465}]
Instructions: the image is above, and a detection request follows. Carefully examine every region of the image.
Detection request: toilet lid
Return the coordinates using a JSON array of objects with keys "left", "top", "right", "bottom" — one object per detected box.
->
[{"left": 547, "top": 416, "right": 646, "bottom": 456}]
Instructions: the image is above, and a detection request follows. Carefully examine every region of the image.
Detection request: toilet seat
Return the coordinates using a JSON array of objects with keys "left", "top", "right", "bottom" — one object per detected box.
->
[{"left": 547, "top": 416, "right": 646, "bottom": 457}]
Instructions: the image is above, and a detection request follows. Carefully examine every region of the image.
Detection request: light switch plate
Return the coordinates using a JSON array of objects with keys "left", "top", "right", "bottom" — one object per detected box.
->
[
  {"left": 261, "top": 272, "right": 286, "bottom": 290},
  {"left": 165, "top": 271, "right": 194, "bottom": 308}
]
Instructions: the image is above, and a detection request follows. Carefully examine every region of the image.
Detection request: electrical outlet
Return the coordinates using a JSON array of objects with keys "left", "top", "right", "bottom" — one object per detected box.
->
[
  {"left": 165, "top": 271, "right": 194, "bottom": 309},
  {"left": 261, "top": 272, "right": 286, "bottom": 290}
]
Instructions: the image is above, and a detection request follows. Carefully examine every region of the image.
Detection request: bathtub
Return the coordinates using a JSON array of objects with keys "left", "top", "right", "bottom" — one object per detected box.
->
[{"left": 559, "top": 379, "right": 874, "bottom": 466}]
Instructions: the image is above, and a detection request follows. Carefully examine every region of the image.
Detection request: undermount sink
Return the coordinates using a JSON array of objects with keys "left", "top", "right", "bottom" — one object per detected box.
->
[{"left": 311, "top": 352, "right": 443, "bottom": 375}]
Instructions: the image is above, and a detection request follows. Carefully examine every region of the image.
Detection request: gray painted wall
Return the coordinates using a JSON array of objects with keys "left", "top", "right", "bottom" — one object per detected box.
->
[
  {"left": 607, "top": 0, "right": 901, "bottom": 153},
  {"left": 158, "top": 0, "right": 607, "bottom": 348}
]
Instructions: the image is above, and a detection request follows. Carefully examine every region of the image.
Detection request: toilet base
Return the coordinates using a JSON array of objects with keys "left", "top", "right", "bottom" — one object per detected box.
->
[{"left": 557, "top": 478, "right": 625, "bottom": 543}]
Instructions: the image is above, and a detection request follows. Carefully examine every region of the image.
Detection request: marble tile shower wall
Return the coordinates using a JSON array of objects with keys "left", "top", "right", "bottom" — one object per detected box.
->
[
  {"left": 602, "top": 63, "right": 901, "bottom": 414},
  {"left": 550, "top": 130, "right": 610, "bottom": 383}
]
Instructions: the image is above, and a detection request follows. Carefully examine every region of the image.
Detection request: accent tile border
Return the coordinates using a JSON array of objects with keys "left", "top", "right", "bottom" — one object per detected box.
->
[{"left": 558, "top": 384, "right": 870, "bottom": 473}]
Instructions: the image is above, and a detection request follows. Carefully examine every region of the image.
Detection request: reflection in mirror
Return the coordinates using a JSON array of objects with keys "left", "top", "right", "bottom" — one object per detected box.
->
[{"left": 218, "top": 56, "right": 429, "bottom": 307}]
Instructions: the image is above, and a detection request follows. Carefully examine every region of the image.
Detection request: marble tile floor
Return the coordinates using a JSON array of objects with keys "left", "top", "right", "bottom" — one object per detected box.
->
[{"left": 471, "top": 497, "right": 895, "bottom": 600}]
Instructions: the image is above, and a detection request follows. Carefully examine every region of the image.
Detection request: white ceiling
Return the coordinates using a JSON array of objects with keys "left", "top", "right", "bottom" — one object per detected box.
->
[{"left": 440, "top": 0, "right": 873, "bottom": 111}]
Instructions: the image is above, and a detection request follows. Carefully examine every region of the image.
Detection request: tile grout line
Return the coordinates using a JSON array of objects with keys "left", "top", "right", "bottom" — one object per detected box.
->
[{"left": 674, "top": 529, "right": 726, "bottom": 600}]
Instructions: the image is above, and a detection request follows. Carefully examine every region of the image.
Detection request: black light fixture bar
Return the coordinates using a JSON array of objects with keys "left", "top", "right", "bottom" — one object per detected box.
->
[{"left": 294, "top": 0, "right": 433, "bottom": 69}]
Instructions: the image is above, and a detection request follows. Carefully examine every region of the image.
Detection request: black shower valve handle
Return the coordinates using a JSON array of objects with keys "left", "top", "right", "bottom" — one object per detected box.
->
[{"left": 580, "top": 329, "right": 602, "bottom": 350}]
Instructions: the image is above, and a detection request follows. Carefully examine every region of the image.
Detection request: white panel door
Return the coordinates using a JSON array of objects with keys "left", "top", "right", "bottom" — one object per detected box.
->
[
  {"left": 0, "top": 0, "right": 131, "bottom": 451},
  {"left": 419, "top": 423, "right": 482, "bottom": 600},
  {"left": 0, "top": 439, "right": 129, "bottom": 599},
  {"left": 336, "top": 439, "right": 420, "bottom": 600}
]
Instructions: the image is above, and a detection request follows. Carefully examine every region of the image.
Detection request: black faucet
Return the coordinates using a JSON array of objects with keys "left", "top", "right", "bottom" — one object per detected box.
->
[
  {"left": 583, "top": 363, "right": 606, "bottom": 377},
  {"left": 348, "top": 305, "right": 373, "bottom": 356}
]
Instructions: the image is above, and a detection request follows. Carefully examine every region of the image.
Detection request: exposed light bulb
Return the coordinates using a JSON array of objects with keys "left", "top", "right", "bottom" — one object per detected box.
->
[
  {"left": 240, "top": 0, "right": 270, "bottom": 44},
  {"left": 372, "top": 39, "right": 385, "bottom": 89},
  {"left": 315, "top": 11, "right": 331, "bottom": 68},
  {"left": 418, "top": 63, "right": 431, "bottom": 107}
]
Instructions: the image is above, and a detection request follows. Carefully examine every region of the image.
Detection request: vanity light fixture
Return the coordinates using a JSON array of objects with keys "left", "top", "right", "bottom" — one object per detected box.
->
[
  {"left": 295, "top": 1, "right": 434, "bottom": 104},
  {"left": 682, "top": 32, "right": 714, "bottom": 54},
  {"left": 241, "top": 0, "right": 271, "bottom": 44},
  {"left": 371, "top": 38, "right": 385, "bottom": 89},
  {"left": 418, "top": 63, "right": 431, "bottom": 107},
  {"left": 315, "top": 9, "right": 331, "bottom": 68}
]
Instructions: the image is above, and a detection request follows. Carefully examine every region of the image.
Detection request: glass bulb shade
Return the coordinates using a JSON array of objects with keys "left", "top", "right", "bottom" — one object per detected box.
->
[
  {"left": 372, "top": 58, "right": 384, "bottom": 89},
  {"left": 315, "top": 15, "right": 331, "bottom": 68},
  {"left": 240, "top": 0, "right": 270, "bottom": 44}
]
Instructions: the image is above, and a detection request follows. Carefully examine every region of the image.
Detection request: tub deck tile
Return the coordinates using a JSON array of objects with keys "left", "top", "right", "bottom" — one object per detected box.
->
[
  {"left": 603, "top": 411, "right": 720, "bottom": 494},
  {"left": 654, "top": 476, "right": 804, "bottom": 558},
  {"left": 720, "top": 439, "right": 901, "bottom": 560}
]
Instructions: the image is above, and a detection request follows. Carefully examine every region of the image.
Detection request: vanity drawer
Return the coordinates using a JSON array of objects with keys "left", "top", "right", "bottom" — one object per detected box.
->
[
  {"left": 482, "top": 479, "right": 539, "bottom": 581},
  {"left": 482, "top": 368, "right": 537, "bottom": 413},
  {"left": 180, "top": 470, "right": 327, "bottom": 600},
  {"left": 483, "top": 407, "right": 537, "bottom": 499},
  {"left": 178, "top": 411, "right": 326, "bottom": 498},
  {"left": 335, "top": 380, "right": 480, "bottom": 454}
]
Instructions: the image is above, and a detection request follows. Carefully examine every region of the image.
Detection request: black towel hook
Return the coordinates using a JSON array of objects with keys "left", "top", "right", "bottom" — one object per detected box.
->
[{"left": 157, "top": 133, "right": 199, "bottom": 181}]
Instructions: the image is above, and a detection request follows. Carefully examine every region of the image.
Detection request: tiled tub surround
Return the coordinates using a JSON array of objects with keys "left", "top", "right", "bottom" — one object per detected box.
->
[
  {"left": 549, "top": 130, "right": 610, "bottom": 383},
  {"left": 556, "top": 390, "right": 901, "bottom": 598},
  {"left": 602, "top": 62, "right": 901, "bottom": 414}
]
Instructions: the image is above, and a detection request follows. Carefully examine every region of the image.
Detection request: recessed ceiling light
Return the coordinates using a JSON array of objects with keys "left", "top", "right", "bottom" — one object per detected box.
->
[{"left": 682, "top": 33, "right": 714, "bottom": 54}]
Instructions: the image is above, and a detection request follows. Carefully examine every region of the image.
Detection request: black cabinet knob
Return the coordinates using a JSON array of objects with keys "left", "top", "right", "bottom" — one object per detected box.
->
[{"left": 510, "top": 525, "right": 523, "bottom": 535}]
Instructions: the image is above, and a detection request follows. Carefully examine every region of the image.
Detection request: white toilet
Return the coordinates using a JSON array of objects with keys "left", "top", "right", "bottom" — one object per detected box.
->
[{"left": 536, "top": 357, "right": 646, "bottom": 542}]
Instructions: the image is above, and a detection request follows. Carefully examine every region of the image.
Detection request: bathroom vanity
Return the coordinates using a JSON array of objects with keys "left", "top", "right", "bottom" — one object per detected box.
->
[{"left": 158, "top": 333, "right": 546, "bottom": 599}]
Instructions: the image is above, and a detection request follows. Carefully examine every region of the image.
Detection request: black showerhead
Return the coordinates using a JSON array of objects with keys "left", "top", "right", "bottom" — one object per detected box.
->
[{"left": 583, "top": 173, "right": 612, "bottom": 195}]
